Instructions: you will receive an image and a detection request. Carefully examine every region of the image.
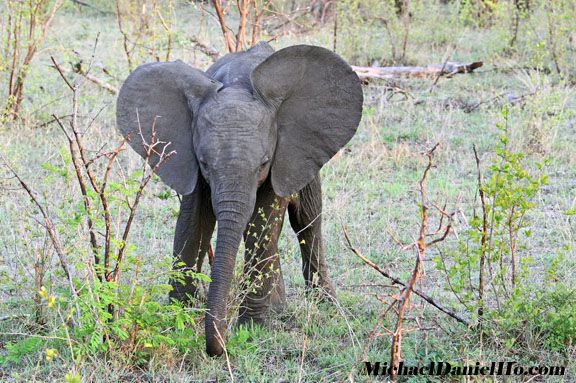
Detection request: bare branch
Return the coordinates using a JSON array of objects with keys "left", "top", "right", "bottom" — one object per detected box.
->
[
  {"left": 213, "top": 0, "right": 236, "bottom": 52},
  {"left": 342, "top": 227, "right": 468, "bottom": 325},
  {"left": 0, "top": 152, "right": 81, "bottom": 325}
]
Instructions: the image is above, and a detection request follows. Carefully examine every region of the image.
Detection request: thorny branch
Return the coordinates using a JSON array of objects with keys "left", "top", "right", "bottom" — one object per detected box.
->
[
  {"left": 0, "top": 153, "right": 81, "bottom": 326},
  {"left": 343, "top": 227, "right": 467, "bottom": 325},
  {"left": 109, "top": 115, "right": 176, "bottom": 282},
  {"left": 344, "top": 143, "right": 465, "bottom": 381}
]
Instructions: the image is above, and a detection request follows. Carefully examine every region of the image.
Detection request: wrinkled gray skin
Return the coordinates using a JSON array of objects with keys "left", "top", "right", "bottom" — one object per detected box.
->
[{"left": 116, "top": 42, "right": 363, "bottom": 356}]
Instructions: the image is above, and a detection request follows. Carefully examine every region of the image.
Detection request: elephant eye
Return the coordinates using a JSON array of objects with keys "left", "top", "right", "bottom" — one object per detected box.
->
[{"left": 260, "top": 156, "right": 270, "bottom": 167}]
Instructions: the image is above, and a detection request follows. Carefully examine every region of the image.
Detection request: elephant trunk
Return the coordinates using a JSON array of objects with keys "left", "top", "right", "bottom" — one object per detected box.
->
[{"left": 205, "top": 185, "right": 255, "bottom": 357}]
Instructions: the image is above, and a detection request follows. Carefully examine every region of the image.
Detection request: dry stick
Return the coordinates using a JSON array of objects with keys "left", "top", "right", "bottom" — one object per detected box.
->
[
  {"left": 213, "top": 0, "right": 235, "bottom": 53},
  {"left": 33, "top": 235, "right": 46, "bottom": 327},
  {"left": 115, "top": 0, "right": 134, "bottom": 71},
  {"left": 52, "top": 114, "right": 101, "bottom": 277},
  {"left": 390, "top": 248, "right": 420, "bottom": 380},
  {"left": 236, "top": 0, "right": 250, "bottom": 51},
  {"left": 109, "top": 117, "right": 175, "bottom": 282},
  {"left": 297, "top": 334, "right": 309, "bottom": 383},
  {"left": 155, "top": 7, "right": 173, "bottom": 61},
  {"left": 332, "top": 0, "right": 338, "bottom": 52},
  {"left": 71, "top": 63, "right": 118, "bottom": 95},
  {"left": 428, "top": 52, "right": 452, "bottom": 94},
  {"left": 213, "top": 324, "right": 235, "bottom": 383},
  {"left": 343, "top": 229, "right": 468, "bottom": 325},
  {"left": 250, "top": 0, "right": 260, "bottom": 46},
  {"left": 7, "top": 12, "right": 21, "bottom": 99},
  {"left": 54, "top": 35, "right": 123, "bottom": 282},
  {"left": 473, "top": 145, "right": 487, "bottom": 321},
  {"left": 399, "top": 0, "right": 410, "bottom": 63},
  {"left": 5, "top": 0, "right": 63, "bottom": 117},
  {"left": 190, "top": 36, "right": 220, "bottom": 60},
  {"left": 0, "top": 153, "right": 81, "bottom": 326},
  {"left": 390, "top": 144, "right": 442, "bottom": 381},
  {"left": 250, "top": 0, "right": 272, "bottom": 46},
  {"left": 51, "top": 40, "right": 124, "bottom": 281},
  {"left": 360, "top": 299, "right": 397, "bottom": 362},
  {"left": 50, "top": 57, "right": 104, "bottom": 280}
]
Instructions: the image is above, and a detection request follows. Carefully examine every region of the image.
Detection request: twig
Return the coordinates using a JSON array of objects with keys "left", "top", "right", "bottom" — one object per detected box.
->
[
  {"left": 190, "top": 37, "right": 220, "bottom": 60},
  {"left": 50, "top": 56, "right": 74, "bottom": 91},
  {"left": 236, "top": 0, "right": 250, "bottom": 51},
  {"left": 473, "top": 145, "right": 487, "bottom": 321},
  {"left": 0, "top": 153, "right": 81, "bottom": 326},
  {"left": 212, "top": 0, "right": 235, "bottom": 52},
  {"left": 109, "top": 116, "right": 175, "bottom": 281},
  {"left": 72, "top": 62, "right": 118, "bottom": 95},
  {"left": 214, "top": 324, "right": 234, "bottom": 382},
  {"left": 342, "top": 228, "right": 468, "bottom": 325},
  {"left": 389, "top": 144, "right": 441, "bottom": 380}
]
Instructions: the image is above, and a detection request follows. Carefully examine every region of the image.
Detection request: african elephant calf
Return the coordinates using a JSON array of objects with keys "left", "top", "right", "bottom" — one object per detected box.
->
[{"left": 116, "top": 41, "right": 363, "bottom": 356}]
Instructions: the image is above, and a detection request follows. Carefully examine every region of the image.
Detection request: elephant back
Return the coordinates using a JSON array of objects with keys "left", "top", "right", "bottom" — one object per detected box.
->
[{"left": 207, "top": 42, "right": 275, "bottom": 90}]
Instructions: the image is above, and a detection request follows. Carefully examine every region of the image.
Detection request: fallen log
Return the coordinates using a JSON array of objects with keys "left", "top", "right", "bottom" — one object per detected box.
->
[{"left": 352, "top": 61, "right": 483, "bottom": 80}]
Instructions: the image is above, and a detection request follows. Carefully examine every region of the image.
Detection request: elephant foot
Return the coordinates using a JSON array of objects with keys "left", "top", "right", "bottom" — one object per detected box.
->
[
  {"left": 269, "top": 278, "right": 287, "bottom": 314},
  {"left": 238, "top": 287, "right": 286, "bottom": 326},
  {"left": 237, "top": 306, "right": 268, "bottom": 328},
  {"left": 169, "top": 277, "right": 206, "bottom": 305},
  {"left": 306, "top": 281, "right": 337, "bottom": 304}
]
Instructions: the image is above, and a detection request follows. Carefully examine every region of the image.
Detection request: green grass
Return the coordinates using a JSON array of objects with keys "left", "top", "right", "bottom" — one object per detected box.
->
[{"left": 1, "top": 1, "right": 575, "bottom": 382}]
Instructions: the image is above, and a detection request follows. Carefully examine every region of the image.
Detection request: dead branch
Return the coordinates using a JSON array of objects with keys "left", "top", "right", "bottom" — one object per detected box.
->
[
  {"left": 389, "top": 144, "right": 441, "bottom": 380},
  {"left": 109, "top": 117, "right": 176, "bottom": 282},
  {"left": 73, "top": 62, "right": 119, "bottom": 95},
  {"left": 351, "top": 61, "right": 483, "bottom": 80},
  {"left": 50, "top": 57, "right": 118, "bottom": 95},
  {"left": 114, "top": 0, "right": 132, "bottom": 70},
  {"left": 212, "top": 0, "right": 235, "bottom": 53},
  {"left": 51, "top": 55, "right": 104, "bottom": 280},
  {"left": 473, "top": 145, "right": 487, "bottom": 321},
  {"left": 0, "top": 153, "right": 81, "bottom": 326},
  {"left": 251, "top": 0, "right": 272, "bottom": 46},
  {"left": 3, "top": 0, "right": 64, "bottom": 119},
  {"left": 344, "top": 144, "right": 466, "bottom": 380},
  {"left": 155, "top": 7, "right": 173, "bottom": 61},
  {"left": 236, "top": 0, "right": 250, "bottom": 51},
  {"left": 190, "top": 37, "right": 220, "bottom": 60},
  {"left": 343, "top": 228, "right": 468, "bottom": 325},
  {"left": 66, "top": 60, "right": 119, "bottom": 94}
]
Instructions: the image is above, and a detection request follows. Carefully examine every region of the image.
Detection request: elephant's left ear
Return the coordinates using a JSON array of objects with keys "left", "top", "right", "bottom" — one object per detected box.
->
[{"left": 251, "top": 45, "right": 363, "bottom": 197}]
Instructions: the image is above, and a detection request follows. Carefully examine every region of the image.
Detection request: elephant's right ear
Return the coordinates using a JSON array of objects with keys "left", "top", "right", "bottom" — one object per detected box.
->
[{"left": 116, "top": 60, "right": 222, "bottom": 195}]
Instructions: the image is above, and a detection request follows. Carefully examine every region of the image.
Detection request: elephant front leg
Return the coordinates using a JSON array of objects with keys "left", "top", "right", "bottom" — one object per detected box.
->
[
  {"left": 288, "top": 175, "right": 336, "bottom": 300},
  {"left": 238, "top": 181, "right": 289, "bottom": 325},
  {"left": 169, "top": 178, "right": 215, "bottom": 304}
]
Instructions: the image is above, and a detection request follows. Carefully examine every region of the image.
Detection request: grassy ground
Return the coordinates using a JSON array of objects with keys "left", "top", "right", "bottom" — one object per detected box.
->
[{"left": 1, "top": 1, "right": 575, "bottom": 382}]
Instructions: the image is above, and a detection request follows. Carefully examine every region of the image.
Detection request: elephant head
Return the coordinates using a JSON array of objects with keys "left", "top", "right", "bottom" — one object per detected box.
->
[{"left": 116, "top": 44, "right": 363, "bottom": 356}]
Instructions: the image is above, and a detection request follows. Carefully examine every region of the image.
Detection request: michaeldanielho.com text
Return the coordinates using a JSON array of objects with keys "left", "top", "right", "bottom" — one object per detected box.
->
[{"left": 363, "top": 361, "right": 566, "bottom": 377}]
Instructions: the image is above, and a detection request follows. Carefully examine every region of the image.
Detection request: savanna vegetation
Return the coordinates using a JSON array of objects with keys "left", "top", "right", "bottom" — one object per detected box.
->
[{"left": 0, "top": 0, "right": 575, "bottom": 381}]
